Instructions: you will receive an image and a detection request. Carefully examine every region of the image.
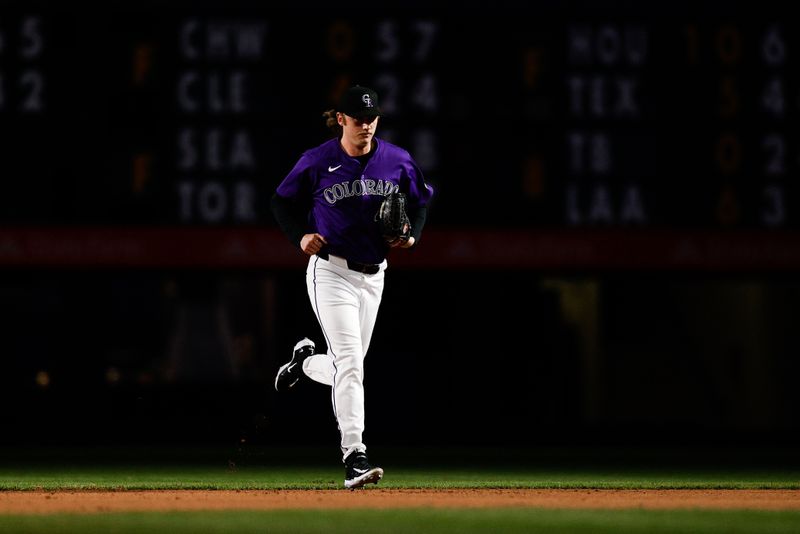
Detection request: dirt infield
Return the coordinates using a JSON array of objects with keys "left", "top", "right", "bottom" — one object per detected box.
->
[{"left": 1, "top": 489, "right": 799, "bottom": 514}]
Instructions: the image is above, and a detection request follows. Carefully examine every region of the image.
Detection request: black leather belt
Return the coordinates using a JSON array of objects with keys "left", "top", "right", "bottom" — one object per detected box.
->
[{"left": 317, "top": 252, "right": 380, "bottom": 275}]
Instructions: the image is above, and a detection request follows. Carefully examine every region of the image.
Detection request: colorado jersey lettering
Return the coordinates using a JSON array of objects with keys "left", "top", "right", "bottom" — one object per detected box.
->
[{"left": 323, "top": 179, "right": 400, "bottom": 205}]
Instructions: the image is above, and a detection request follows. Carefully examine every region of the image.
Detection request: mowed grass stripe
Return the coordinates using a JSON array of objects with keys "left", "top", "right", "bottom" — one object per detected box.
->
[
  {"left": 0, "top": 466, "right": 799, "bottom": 490},
  {"left": 2, "top": 509, "right": 800, "bottom": 534}
]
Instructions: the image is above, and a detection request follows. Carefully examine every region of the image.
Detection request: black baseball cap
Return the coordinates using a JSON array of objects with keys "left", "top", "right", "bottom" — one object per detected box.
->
[{"left": 337, "top": 85, "right": 383, "bottom": 118}]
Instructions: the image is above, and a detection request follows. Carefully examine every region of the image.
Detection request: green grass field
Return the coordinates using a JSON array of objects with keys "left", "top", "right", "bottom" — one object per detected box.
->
[
  {"left": 2, "top": 509, "right": 800, "bottom": 534},
  {"left": 2, "top": 446, "right": 799, "bottom": 490},
  {"left": 0, "top": 448, "right": 798, "bottom": 533},
  {"left": 1, "top": 464, "right": 800, "bottom": 491}
]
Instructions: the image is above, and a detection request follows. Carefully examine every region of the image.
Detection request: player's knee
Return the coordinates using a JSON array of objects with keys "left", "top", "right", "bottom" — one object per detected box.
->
[{"left": 335, "top": 364, "right": 364, "bottom": 383}]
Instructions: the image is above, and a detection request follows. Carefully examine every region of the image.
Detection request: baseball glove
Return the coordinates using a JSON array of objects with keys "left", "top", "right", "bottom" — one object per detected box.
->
[{"left": 376, "top": 192, "right": 411, "bottom": 245}]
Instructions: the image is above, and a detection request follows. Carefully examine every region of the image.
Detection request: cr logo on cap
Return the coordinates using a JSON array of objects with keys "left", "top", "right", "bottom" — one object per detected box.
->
[{"left": 362, "top": 94, "right": 373, "bottom": 107}]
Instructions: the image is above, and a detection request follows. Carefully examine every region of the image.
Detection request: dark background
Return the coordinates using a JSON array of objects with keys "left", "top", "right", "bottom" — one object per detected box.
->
[{"left": 1, "top": 1, "right": 799, "bottom": 454}]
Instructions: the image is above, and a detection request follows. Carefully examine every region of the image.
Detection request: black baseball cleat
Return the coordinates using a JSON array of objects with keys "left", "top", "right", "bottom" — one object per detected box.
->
[
  {"left": 274, "top": 338, "right": 315, "bottom": 392},
  {"left": 344, "top": 452, "right": 384, "bottom": 489}
]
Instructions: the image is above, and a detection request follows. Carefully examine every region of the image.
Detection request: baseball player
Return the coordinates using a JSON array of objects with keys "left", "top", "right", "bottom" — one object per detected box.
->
[{"left": 271, "top": 85, "right": 433, "bottom": 489}]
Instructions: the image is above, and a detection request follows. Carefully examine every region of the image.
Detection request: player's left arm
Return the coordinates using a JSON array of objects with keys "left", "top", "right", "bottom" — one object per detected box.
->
[
  {"left": 397, "top": 156, "right": 434, "bottom": 249},
  {"left": 392, "top": 205, "right": 427, "bottom": 248}
]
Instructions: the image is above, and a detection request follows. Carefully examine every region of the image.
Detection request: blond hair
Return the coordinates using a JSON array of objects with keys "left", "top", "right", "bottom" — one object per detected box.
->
[{"left": 322, "top": 109, "right": 342, "bottom": 137}]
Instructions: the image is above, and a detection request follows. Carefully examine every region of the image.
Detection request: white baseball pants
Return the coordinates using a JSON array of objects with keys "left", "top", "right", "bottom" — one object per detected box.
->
[{"left": 302, "top": 254, "right": 386, "bottom": 461}]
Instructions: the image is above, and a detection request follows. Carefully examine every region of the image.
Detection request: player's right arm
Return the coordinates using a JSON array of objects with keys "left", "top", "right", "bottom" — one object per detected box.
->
[
  {"left": 270, "top": 193, "right": 328, "bottom": 255},
  {"left": 270, "top": 193, "right": 306, "bottom": 247},
  {"left": 271, "top": 153, "right": 326, "bottom": 253}
]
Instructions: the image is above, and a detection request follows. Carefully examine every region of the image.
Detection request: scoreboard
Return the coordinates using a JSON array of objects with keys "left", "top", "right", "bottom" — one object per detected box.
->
[{"left": 1, "top": 2, "right": 800, "bottom": 268}]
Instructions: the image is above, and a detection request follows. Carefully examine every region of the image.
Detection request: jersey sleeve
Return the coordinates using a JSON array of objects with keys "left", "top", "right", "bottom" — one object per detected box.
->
[
  {"left": 276, "top": 152, "right": 314, "bottom": 199},
  {"left": 402, "top": 156, "right": 434, "bottom": 208}
]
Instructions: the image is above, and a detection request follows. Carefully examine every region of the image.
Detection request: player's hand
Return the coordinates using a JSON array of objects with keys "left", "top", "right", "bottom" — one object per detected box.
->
[
  {"left": 389, "top": 236, "right": 415, "bottom": 248},
  {"left": 300, "top": 233, "right": 328, "bottom": 255}
]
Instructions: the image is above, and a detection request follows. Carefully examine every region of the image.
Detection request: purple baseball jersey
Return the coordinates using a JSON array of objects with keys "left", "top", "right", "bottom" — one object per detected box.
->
[{"left": 276, "top": 138, "right": 434, "bottom": 264}]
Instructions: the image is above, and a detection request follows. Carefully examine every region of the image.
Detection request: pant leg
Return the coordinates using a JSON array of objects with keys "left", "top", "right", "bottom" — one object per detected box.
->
[
  {"left": 306, "top": 256, "right": 367, "bottom": 457},
  {"left": 302, "top": 353, "right": 335, "bottom": 386},
  {"left": 357, "top": 267, "right": 385, "bottom": 364}
]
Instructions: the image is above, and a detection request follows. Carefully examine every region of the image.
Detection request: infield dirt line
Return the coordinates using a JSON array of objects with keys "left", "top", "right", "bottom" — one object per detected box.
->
[{"left": 1, "top": 489, "right": 800, "bottom": 514}]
